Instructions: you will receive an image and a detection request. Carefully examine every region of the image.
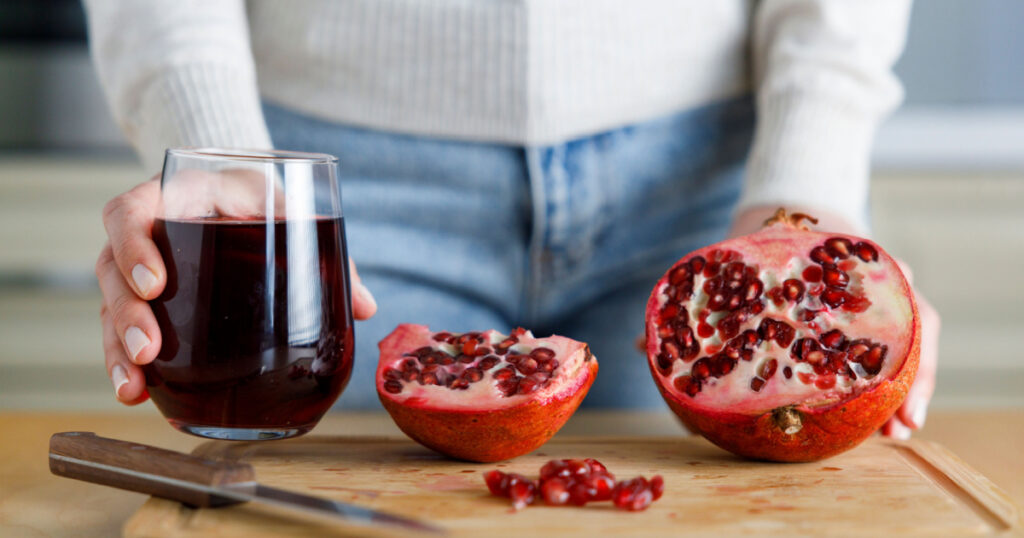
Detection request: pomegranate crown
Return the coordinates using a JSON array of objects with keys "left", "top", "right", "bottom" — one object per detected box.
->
[{"left": 762, "top": 208, "right": 819, "bottom": 231}]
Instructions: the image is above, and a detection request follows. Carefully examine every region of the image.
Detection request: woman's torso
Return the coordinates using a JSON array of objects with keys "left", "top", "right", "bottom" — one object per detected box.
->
[{"left": 248, "top": 0, "right": 754, "bottom": 145}]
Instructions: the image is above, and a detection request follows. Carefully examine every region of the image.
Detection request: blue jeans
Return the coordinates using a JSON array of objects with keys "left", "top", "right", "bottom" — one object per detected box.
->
[{"left": 263, "top": 96, "right": 754, "bottom": 409}]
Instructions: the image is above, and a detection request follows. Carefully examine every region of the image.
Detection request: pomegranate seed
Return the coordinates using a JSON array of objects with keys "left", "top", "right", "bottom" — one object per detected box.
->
[
  {"left": 711, "top": 354, "right": 736, "bottom": 377},
  {"left": 802, "top": 265, "right": 823, "bottom": 282},
  {"left": 724, "top": 262, "right": 745, "bottom": 281},
  {"left": 517, "top": 376, "right": 540, "bottom": 395},
  {"left": 848, "top": 341, "right": 870, "bottom": 358},
  {"left": 540, "top": 477, "right": 570, "bottom": 505},
  {"left": 567, "top": 482, "right": 590, "bottom": 506},
  {"left": 716, "top": 318, "right": 739, "bottom": 340},
  {"left": 750, "top": 377, "right": 766, "bottom": 391},
  {"left": 402, "top": 370, "right": 419, "bottom": 382},
  {"left": 805, "top": 350, "right": 825, "bottom": 364},
  {"left": 797, "top": 372, "right": 814, "bottom": 384},
  {"left": 689, "top": 256, "right": 706, "bottom": 273},
  {"left": 401, "top": 358, "right": 418, "bottom": 371},
  {"left": 383, "top": 368, "right": 402, "bottom": 381},
  {"left": 584, "top": 458, "right": 609, "bottom": 474},
  {"left": 478, "top": 356, "right": 500, "bottom": 370},
  {"left": 709, "top": 249, "right": 723, "bottom": 262},
  {"left": 820, "top": 329, "right": 846, "bottom": 349},
  {"left": 540, "top": 460, "right": 570, "bottom": 480},
  {"left": 691, "top": 358, "right": 712, "bottom": 380},
  {"left": 660, "top": 303, "right": 680, "bottom": 321},
  {"left": 825, "top": 237, "right": 854, "bottom": 259},
  {"left": 462, "top": 339, "right": 478, "bottom": 355},
  {"left": 484, "top": 470, "right": 508, "bottom": 496},
  {"left": 768, "top": 286, "right": 785, "bottom": 306},
  {"left": 815, "top": 376, "right": 837, "bottom": 390},
  {"left": 810, "top": 246, "right": 835, "bottom": 265},
  {"left": 650, "top": 476, "right": 664, "bottom": 501},
  {"left": 493, "top": 366, "right": 515, "bottom": 380},
  {"left": 855, "top": 242, "right": 878, "bottom": 262},
  {"left": 859, "top": 345, "right": 887, "bottom": 375},
  {"left": 383, "top": 380, "right": 403, "bottom": 393},
  {"left": 510, "top": 480, "right": 537, "bottom": 510},
  {"left": 704, "top": 261, "right": 721, "bottom": 277},
  {"left": 783, "top": 366, "right": 793, "bottom": 379},
  {"left": 462, "top": 368, "right": 483, "bottom": 382},
  {"left": 821, "top": 287, "right": 848, "bottom": 308},
  {"left": 744, "top": 279, "right": 764, "bottom": 302},
  {"left": 661, "top": 340, "right": 680, "bottom": 361},
  {"left": 775, "top": 324, "right": 795, "bottom": 347},
  {"left": 449, "top": 378, "right": 469, "bottom": 390},
  {"left": 669, "top": 265, "right": 691, "bottom": 285},
  {"left": 498, "top": 377, "right": 521, "bottom": 396},
  {"left": 760, "top": 358, "right": 778, "bottom": 379},
  {"left": 782, "top": 279, "right": 805, "bottom": 302},
  {"left": 823, "top": 267, "right": 849, "bottom": 288},
  {"left": 586, "top": 473, "right": 616, "bottom": 501},
  {"left": 843, "top": 294, "right": 872, "bottom": 313},
  {"left": 674, "top": 375, "right": 701, "bottom": 396},
  {"left": 678, "top": 325, "right": 696, "bottom": 347},
  {"left": 613, "top": 478, "right": 654, "bottom": 511},
  {"left": 432, "top": 332, "right": 452, "bottom": 342},
  {"left": 567, "top": 460, "right": 590, "bottom": 477},
  {"left": 531, "top": 347, "right": 555, "bottom": 361},
  {"left": 697, "top": 322, "right": 715, "bottom": 338},
  {"left": 516, "top": 357, "right": 539, "bottom": 375}
]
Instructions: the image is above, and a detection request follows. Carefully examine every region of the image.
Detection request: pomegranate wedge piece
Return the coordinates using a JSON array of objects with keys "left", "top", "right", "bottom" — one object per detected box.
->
[{"left": 377, "top": 324, "right": 597, "bottom": 462}]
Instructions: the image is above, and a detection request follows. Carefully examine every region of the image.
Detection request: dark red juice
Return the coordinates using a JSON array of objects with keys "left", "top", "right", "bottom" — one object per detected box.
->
[{"left": 147, "top": 216, "right": 354, "bottom": 436}]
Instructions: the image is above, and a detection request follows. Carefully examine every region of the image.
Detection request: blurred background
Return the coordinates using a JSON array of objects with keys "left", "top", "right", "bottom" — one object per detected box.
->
[{"left": 1, "top": 0, "right": 1022, "bottom": 410}]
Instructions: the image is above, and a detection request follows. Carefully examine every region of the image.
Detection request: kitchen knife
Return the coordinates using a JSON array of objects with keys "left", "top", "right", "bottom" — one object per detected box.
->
[{"left": 48, "top": 431, "right": 444, "bottom": 535}]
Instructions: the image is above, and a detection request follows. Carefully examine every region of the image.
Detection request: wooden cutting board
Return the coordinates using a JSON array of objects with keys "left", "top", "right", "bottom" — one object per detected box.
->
[{"left": 124, "top": 436, "right": 1021, "bottom": 537}]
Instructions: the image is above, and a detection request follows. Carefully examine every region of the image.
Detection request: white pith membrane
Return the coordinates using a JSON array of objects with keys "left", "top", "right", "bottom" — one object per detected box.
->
[
  {"left": 649, "top": 228, "right": 914, "bottom": 415},
  {"left": 377, "top": 324, "right": 592, "bottom": 411}
]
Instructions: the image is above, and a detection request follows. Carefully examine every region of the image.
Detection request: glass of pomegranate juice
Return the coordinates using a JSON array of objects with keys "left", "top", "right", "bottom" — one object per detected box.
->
[{"left": 146, "top": 148, "right": 354, "bottom": 440}]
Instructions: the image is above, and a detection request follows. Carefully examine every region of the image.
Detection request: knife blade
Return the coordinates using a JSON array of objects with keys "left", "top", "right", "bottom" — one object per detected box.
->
[{"left": 48, "top": 431, "right": 444, "bottom": 535}]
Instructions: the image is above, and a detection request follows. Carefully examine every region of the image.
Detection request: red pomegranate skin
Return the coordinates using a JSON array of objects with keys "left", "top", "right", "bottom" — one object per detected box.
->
[
  {"left": 378, "top": 324, "right": 598, "bottom": 462},
  {"left": 645, "top": 214, "right": 920, "bottom": 462}
]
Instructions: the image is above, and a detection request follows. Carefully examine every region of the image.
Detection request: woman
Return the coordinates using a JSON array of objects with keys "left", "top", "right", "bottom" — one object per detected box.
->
[{"left": 85, "top": 0, "right": 938, "bottom": 438}]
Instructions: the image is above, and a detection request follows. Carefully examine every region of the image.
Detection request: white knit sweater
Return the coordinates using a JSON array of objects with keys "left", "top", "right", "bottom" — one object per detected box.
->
[{"left": 84, "top": 0, "right": 911, "bottom": 232}]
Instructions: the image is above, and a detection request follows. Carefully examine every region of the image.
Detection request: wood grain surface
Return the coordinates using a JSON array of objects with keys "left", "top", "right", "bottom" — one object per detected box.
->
[
  {"left": 123, "top": 436, "right": 1020, "bottom": 537},
  {"left": 2, "top": 410, "right": 1022, "bottom": 537}
]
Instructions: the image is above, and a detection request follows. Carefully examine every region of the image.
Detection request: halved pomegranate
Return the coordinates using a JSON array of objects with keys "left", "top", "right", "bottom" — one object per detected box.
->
[
  {"left": 645, "top": 209, "right": 920, "bottom": 462},
  {"left": 376, "top": 324, "right": 597, "bottom": 462}
]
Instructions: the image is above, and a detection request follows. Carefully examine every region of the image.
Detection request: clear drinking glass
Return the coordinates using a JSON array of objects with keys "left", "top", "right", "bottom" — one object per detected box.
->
[{"left": 146, "top": 148, "right": 354, "bottom": 440}]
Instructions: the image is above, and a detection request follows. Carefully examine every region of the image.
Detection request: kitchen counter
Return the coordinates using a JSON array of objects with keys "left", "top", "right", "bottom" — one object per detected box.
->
[{"left": 1, "top": 409, "right": 1021, "bottom": 536}]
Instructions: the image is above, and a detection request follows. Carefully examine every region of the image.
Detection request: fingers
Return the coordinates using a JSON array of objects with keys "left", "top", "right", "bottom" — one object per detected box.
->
[
  {"left": 101, "top": 305, "right": 149, "bottom": 405},
  {"left": 96, "top": 243, "right": 162, "bottom": 366},
  {"left": 101, "top": 179, "right": 166, "bottom": 300},
  {"left": 349, "top": 257, "right": 377, "bottom": 320},
  {"left": 881, "top": 417, "right": 912, "bottom": 440},
  {"left": 897, "top": 291, "right": 940, "bottom": 430}
]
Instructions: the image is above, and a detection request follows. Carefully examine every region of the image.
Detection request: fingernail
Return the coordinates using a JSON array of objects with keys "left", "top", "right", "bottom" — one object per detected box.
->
[
  {"left": 125, "top": 326, "right": 151, "bottom": 362},
  {"left": 132, "top": 264, "right": 158, "bottom": 296},
  {"left": 891, "top": 421, "right": 912, "bottom": 441},
  {"left": 132, "top": 262, "right": 157, "bottom": 295},
  {"left": 111, "top": 364, "right": 129, "bottom": 399},
  {"left": 911, "top": 401, "right": 928, "bottom": 430},
  {"left": 355, "top": 282, "right": 377, "bottom": 311}
]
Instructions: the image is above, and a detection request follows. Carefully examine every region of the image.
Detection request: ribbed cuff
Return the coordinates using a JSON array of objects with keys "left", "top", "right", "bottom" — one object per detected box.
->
[
  {"left": 738, "top": 92, "right": 876, "bottom": 234},
  {"left": 127, "top": 63, "right": 273, "bottom": 172}
]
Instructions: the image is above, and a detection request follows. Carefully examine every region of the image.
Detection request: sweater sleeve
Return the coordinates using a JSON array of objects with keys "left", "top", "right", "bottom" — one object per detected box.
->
[
  {"left": 739, "top": 0, "right": 912, "bottom": 233},
  {"left": 84, "top": 0, "right": 273, "bottom": 172}
]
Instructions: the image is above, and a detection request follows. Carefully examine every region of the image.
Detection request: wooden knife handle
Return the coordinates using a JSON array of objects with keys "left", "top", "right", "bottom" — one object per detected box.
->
[{"left": 49, "top": 431, "right": 255, "bottom": 507}]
